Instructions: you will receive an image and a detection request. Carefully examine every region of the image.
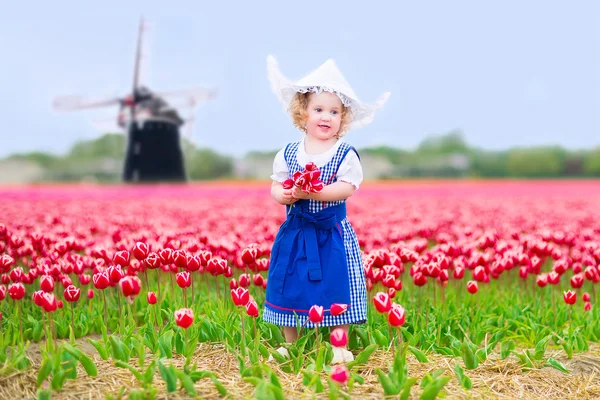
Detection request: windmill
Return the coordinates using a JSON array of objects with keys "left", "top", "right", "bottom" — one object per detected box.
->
[{"left": 53, "top": 17, "right": 217, "bottom": 183}]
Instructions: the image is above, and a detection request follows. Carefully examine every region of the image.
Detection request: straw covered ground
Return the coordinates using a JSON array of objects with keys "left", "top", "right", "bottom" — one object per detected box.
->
[{"left": 1, "top": 340, "right": 599, "bottom": 400}]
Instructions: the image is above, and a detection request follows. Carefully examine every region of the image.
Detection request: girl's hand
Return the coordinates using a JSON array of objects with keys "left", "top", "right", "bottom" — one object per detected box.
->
[
  {"left": 292, "top": 186, "right": 311, "bottom": 200},
  {"left": 282, "top": 189, "right": 298, "bottom": 205}
]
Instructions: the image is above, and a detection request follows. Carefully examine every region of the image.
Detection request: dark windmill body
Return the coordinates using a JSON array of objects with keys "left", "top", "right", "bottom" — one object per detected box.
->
[{"left": 53, "top": 18, "right": 216, "bottom": 183}]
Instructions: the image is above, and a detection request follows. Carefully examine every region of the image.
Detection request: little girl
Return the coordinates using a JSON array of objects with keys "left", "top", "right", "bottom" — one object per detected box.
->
[{"left": 263, "top": 55, "right": 390, "bottom": 363}]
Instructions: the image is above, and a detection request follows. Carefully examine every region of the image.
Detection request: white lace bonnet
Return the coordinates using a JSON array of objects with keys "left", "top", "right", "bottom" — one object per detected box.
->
[{"left": 267, "top": 55, "right": 391, "bottom": 130}]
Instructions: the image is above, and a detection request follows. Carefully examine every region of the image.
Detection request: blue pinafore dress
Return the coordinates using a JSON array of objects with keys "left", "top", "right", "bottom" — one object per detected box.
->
[{"left": 263, "top": 141, "right": 367, "bottom": 328}]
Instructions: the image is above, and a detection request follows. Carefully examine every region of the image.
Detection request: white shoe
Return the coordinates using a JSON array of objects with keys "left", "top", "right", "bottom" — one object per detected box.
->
[
  {"left": 267, "top": 346, "right": 290, "bottom": 361},
  {"left": 331, "top": 347, "right": 354, "bottom": 364}
]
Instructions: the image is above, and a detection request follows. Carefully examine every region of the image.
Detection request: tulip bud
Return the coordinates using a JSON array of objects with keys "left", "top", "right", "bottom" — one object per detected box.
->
[
  {"left": 308, "top": 305, "right": 324, "bottom": 324},
  {"left": 245, "top": 300, "right": 259, "bottom": 318},
  {"left": 373, "top": 292, "right": 391, "bottom": 313},
  {"left": 176, "top": 271, "right": 191, "bottom": 288},
  {"left": 132, "top": 242, "right": 150, "bottom": 261},
  {"left": 330, "top": 328, "right": 348, "bottom": 347},
  {"left": 330, "top": 365, "right": 349, "bottom": 384},
  {"left": 563, "top": 290, "right": 576, "bottom": 305},
  {"left": 174, "top": 308, "right": 194, "bottom": 329},
  {"left": 388, "top": 304, "right": 406, "bottom": 327},
  {"left": 330, "top": 303, "right": 348, "bottom": 316},
  {"left": 147, "top": 291, "right": 157, "bottom": 305},
  {"left": 467, "top": 281, "right": 478, "bottom": 294},
  {"left": 582, "top": 292, "right": 591, "bottom": 302},
  {"left": 63, "top": 285, "right": 81, "bottom": 302}
]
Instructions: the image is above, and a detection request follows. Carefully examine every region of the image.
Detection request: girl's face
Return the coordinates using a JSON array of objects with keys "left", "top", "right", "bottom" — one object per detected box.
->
[{"left": 305, "top": 92, "right": 343, "bottom": 141}]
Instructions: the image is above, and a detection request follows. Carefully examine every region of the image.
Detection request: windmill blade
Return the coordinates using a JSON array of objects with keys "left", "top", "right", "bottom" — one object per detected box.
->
[
  {"left": 156, "top": 87, "right": 217, "bottom": 102},
  {"left": 130, "top": 16, "right": 146, "bottom": 121},
  {"left": 53, "top": 96, "right": 121, "bottom": 111}
]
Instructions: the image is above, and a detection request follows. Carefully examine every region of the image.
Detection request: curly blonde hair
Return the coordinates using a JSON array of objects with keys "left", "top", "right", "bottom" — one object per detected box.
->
[{"left": 288, "top": 92, "right": 353, "bottom": 138}]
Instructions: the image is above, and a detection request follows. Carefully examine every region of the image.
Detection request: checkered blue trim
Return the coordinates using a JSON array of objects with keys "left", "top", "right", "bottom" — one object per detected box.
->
[{"left": 262, "top": 141, "right": 367, "bottom": 327}]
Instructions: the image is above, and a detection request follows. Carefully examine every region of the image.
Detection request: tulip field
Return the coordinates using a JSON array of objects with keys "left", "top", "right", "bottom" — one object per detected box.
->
[{"left": 0, "top": 180, "right": 599, "bottom": 399}]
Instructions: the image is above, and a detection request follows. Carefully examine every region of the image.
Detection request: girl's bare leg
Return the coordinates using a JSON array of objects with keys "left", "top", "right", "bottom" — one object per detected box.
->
[{"left": 284, "top": 326, "right": 299, "bottom": 342}]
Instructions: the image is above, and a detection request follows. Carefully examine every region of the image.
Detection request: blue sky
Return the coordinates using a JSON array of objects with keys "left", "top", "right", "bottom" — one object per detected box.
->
[{"left": 1, "top": 1, "right": 599, "bottom": 158}]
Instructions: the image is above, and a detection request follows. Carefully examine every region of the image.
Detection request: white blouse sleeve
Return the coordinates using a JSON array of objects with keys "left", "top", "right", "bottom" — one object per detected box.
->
[
  {"left": 336, "top": 150, "right": 363, "bottom": 190},
  {"left": 270, "top": 148, "right": 289, "bottom": 182}
]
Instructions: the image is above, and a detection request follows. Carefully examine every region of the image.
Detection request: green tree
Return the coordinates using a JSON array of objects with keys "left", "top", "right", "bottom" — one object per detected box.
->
[
  {"left": 582, "top": 147, "right": 600, "bottom": 177},
  {"left": 186, "top": 149, "right": 234, "bottom": 180},
  {"left": 506, "top": 147, "right": 566, "bottom": 177},
  {"left": 417, "top": 130, "right": 470, "bottom": 155}
]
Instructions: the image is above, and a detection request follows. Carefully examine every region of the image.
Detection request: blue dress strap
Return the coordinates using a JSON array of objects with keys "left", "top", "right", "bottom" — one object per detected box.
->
[{"left": 283, "top": 142, "right": 300, "bottom": 166}]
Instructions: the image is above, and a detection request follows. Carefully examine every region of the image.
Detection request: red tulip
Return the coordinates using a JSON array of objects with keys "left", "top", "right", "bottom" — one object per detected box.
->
[
  {"left": 282, "top": 179, "right": 294, "bottom": 189},
  {"left": 57, "top": 300, "right": 64, "bottom": 309},
  {"left": 373, "top": 292, "right": 391, "bottom": 313},
  {"left": 186, "top": 255, "right": 200, "bottom": 272},
  {"left": 93, "top": 271, "right": 110, "bottom": 290},
  {"left": 0, "top": 254, "right": 15, "bottom": 270},
  {"left": 120, "top": 276, "right": 141, "bottom": 298},
  {"left": 330, "top": 328, "right": 348, "bottom": 347},
  {"left": 144, "top": 253, "right": 161, "bottom": 269},
  {"left": 8, "top": 282, "right": 25, "bottom": 300},
  {"left": 173, "top": 250, "right": 188, "bottom": 270},
  {"left": 229, "top": 278, "right": 238, "bottom": 289},
  {"left": 132, "top": 242, "right": 149, "bottom": 260},
  {"left": 241, "top": 247, "right": 258, "bottom": 265},
  {"left": 41, "top": 292, "right": 57, "bottom": 312},
  {"left": 388, "top": 287, "right": 397, "bottom": 299},
  {"left": 413, "top": 272, "right": 427, "bottom": 287},
  {"left": 473, "top": 266, "right": 486, "bottom": 282},
  {"left": 107, "top": 265, "right": 124, "bottom": 284},
  {"left": 231, "top": 287, "right": 250, "bottom": 306},
  {"left": 245, "top": 300, "right": 259, "bottom": 317},
  {"left": 40, "top": 275, "right": 54, "bottom": 293},
  {"left": 174, "top": 308, "right": 194, "bottom": 329},
  {"left": 536, "top": 274, "right": 548, "bottom": 288},
  {"left": 308, "top": 305, "right": 324, "bottom": 324},
  {"left": 584, "top": 301, "right": 592, "bottom": 312},
  {"left": 147, "top": 291, "right": 157, "bottom": 305},
  {"left": 582, "top": 292, "right": 591, "bottom": 302},
  {"left": 32, "top": 289, "right": 45, "bottom": 306},
  {"left": 63, "top": 285, "right": 80, "bottom": 302},
  {"left": 238, "top": 274, "right": 251, "bottom": 288},
  {"left": 584, "top": 267, "right": 600, "bottom": 283},
  {"left": 9, "top": 267, "right": 24, "bottom": 283},
  {"left": 570, "top": 274, "right": 584, "bottom": 289},
  {"left": 563, "top": 290, "right": 576, "bottom": 305},
  {"left": 467, "top": 281, "right": 478, "bottom": 294},
  {"left": 330, "top": 365, "right": 349, "bottom": 384},
  {"left": 330, "top": 303, "right": 348, "bottom": 316},
  {"left": 176, "top": 271, "right": 191, "bottom": 288},
  {"left": 0, "top": 285, "right": 6, "bottom": 301},
  {"left": 78, "top": 273, "right": 91, "bottom": 285},
  {"left": 252, "top": 274, "right": 264, "bottom": 287},
  {"left": 87, "top": 289, "right": 94, "bottom": 299},
  {"left": 382, "top": 274, "right": 396, "bottom": 288},
  {"left": 113, "top": 250, "right": 130, "bottom": 267},
  {"left": 518, "top": 266, "right": 528, "bottom": 280},
  {"left": 547, "top": 271, "right": 560, "bottom": 285},
  {"left": 388, "top": 304, "right": 406, "bottom": 327},
  {"left": 159, "top": 248, "right": 174, "bottom": 265}
]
